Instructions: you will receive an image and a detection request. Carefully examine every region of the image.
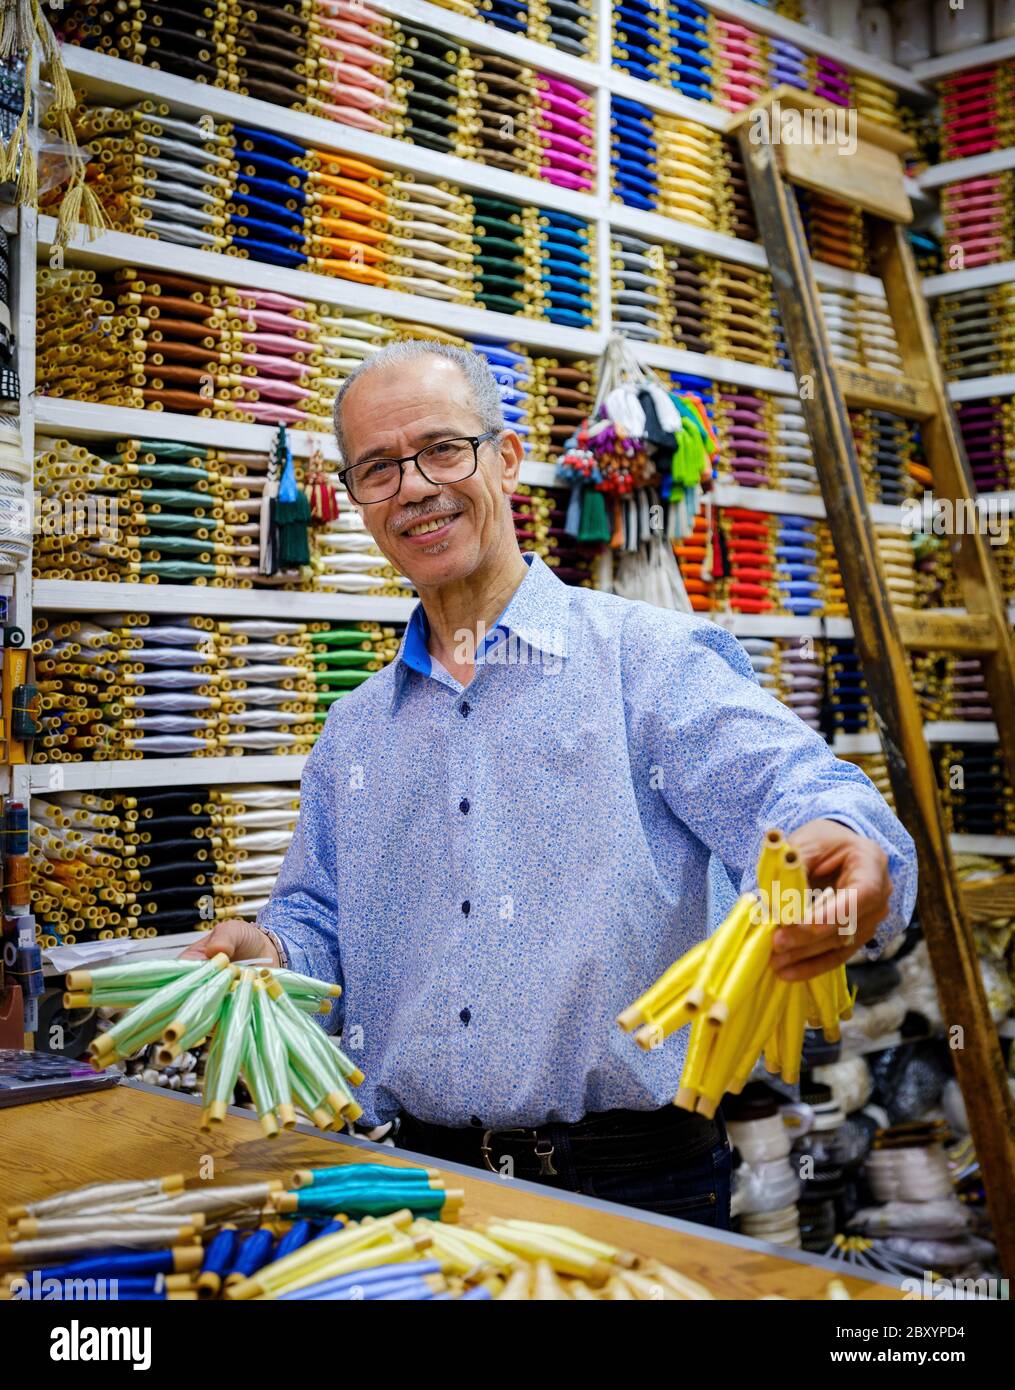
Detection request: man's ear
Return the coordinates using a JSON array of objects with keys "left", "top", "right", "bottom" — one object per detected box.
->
[{"left": 498, "top": 430, "right": 524, "bottom": 493}]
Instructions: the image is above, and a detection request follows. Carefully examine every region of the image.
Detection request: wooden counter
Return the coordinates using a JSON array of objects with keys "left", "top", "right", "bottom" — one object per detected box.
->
[{"left": 2, "top": 1080, "right": 905, "bottom": 1299}]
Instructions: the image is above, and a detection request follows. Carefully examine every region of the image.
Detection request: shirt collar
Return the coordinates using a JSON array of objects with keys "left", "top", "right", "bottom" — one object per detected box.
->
[{"left": 390, "top": 552, "right": 571, "bottom": 711}]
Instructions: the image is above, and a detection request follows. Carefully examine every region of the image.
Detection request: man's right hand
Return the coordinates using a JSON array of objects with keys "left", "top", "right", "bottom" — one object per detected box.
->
[{"left": 179, "top": 918, "right": 280, "bottom": 967}]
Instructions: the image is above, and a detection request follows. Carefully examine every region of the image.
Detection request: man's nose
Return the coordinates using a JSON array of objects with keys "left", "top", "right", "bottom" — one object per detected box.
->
[{"left": 396, "top": 457, "right": 441, "bottom": 503}]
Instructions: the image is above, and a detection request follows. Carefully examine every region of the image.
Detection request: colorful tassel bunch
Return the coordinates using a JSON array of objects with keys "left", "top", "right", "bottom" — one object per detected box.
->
[
  {"left": 619, "top": 829, "right": 854, "bottom": 1116},
  {"left": 555, "top": 334, "right": 717, "bottom": 509},
  {"left": 69, "top": 955, "right": 361, "bottom": 1132}
]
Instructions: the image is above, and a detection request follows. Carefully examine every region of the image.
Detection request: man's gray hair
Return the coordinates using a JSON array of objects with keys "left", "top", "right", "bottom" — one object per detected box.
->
[{"left": 332, "top": 340, "right": 505, "bottom": 462}]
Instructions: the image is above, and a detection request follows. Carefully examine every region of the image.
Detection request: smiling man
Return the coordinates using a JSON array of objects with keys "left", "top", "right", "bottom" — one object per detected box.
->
[{"left": 186, "top": 341, "right": 917, "bottom": 1227}]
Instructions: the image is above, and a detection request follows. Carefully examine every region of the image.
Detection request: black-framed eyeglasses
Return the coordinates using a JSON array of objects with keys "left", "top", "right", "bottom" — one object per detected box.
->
[{"left": 338, "top": 431, "right": 501, "bottom": 504}]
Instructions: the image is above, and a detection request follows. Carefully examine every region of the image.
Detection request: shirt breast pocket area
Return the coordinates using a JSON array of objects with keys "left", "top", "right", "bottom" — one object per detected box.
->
[{"left": 511, "top": 717, "right": 628, "bottom": 792}]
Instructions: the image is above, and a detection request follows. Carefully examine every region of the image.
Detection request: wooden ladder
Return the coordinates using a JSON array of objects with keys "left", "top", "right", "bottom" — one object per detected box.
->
[{"left": 732, "top": 88, "right": 1015, "bottom": 1276}]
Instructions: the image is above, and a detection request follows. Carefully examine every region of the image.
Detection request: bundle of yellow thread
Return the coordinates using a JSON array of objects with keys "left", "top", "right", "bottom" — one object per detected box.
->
[{"left": 618, "top": 829, "right": 854, "bottom": 1116}]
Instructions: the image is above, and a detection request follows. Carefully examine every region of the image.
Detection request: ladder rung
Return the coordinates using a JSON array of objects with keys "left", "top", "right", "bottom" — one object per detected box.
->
[
  {"left": 961, "top": 875, "right": 1015, "bottom": 925},
  {"left": 835, "top": 365, "right": 937, "bottom": 420},
  {"left": 895, "top": 610, "right": 999, "bottom": 654}
]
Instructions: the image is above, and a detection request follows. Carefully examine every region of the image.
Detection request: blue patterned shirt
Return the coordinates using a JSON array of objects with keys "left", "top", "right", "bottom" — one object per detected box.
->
[{"left": 259, "top": 552, "right": 917, "bottom": 1127}]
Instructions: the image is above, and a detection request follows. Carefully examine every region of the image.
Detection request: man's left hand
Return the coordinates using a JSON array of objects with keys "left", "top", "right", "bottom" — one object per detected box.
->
[{"left": 769, "top": 819, "right": 893, "bottom": 982}]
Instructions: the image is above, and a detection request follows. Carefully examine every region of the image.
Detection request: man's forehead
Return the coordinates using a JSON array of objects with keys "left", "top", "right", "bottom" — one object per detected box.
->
[
  {"left": 349, "top": 356, "right": 470, "bottom": 400},
  {"left": 341, "top": 358, "right": 485, "bottom": 456}
]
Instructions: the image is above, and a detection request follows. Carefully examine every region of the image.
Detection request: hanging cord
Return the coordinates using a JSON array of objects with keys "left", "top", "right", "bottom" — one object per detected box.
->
[
  {"left": 2, "top": 3, "right": 107, "bottom": 240},
  {"left": 259, "top": 428, "right": 282, "bottom": 575}
]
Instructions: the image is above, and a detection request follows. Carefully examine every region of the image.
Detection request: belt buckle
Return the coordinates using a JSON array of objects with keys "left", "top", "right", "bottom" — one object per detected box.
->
[
  {"left": 481, "top": 1127, "right": 558, "bottom": 1177},
  {"left": 481, "top": 1127, "right": 525, "bottom": 1174},
  {"left": 534, "top": 1138, "right": 558, "bottom": 1177}
]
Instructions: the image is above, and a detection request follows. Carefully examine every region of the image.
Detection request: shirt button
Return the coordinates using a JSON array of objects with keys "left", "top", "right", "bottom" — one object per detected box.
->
[
  {"left": 459, "top": 798, "right": 470, "bottom": 814},
  {"left": 460, "top": 701, "right": 470, "bottom": 717},
  {"left": 461, "top": 900, "right": 470, "bottom": 916}
]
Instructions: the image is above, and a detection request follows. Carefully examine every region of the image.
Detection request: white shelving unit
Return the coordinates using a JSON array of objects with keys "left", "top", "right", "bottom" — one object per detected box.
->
[
  {"left": 948, "top": 374, "right": 1015, "bottom": 405},
  {"left": 31, "top": 580, "right": 418, "bottom": 624},
  {"left": 35, "top": 215, "right": 809, "bottom": 405},
  {"left": 25, "top": 1, "right": 1012, "bottom": 872},
  {"left": 923, "top": 260, "right": 1015, "bottom": 298},
  {"left": 30, "top": 756, "right": 308, "bottom": 794},
  {"left": 918, "top": 146, "right": 1015, "bottom": 192},
  {"left": 834, "top": 723, "right": 1001, "bottom": 757},
  {"left": 376, "top": 0, "right": 932, "bottom": 98},
  {"left": 913, "top": 35, "right": 1015, "bottom": 82},
  {"left": 37, "top": 218, "right": 599, "bottom": 357},
  {"left": 56, "top": 48, "right": 901, "bottom": 294},
  {"left": 710, "top": 612, "right": 856, "bottom": 640},
  {"left": 34, "top": 400, "right": 559, "bottom": 486},
  {"left": 712, "top": 483, "right": 904, "bottom": 528},
  {"left": 913, "top": 42, "right": 1015, "bottom": 877},
  {"left": 29, "top": 724, "right": 998, "bottom": 795},
  {"left": 35, "top": 398, "right": 341, "bottom": 462},
  {"left": 951, "top": 834, "right": 1015, "bottom": 857},
  {"left": 60, "top": 48, "right": 602, "bottom": 223}
]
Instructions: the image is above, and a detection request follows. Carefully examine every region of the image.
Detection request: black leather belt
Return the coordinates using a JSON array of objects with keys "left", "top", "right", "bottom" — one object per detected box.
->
[{"left": 398, "top": 1105, "right": 722, "bottom": 1181}]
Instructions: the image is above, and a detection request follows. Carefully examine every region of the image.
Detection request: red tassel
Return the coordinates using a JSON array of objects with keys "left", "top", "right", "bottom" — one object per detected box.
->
[
  {"left": 710, "top": 507, "right": 725, "bottom": 580},
  {"left": 304, "top": 449, "right": 341, "bottom": 523}
]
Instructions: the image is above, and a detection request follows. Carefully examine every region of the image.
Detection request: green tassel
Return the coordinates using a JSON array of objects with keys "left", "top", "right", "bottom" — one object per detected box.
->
[
  {"left": 272, "top": 491, "right": 311, "bottom": 566},
  {"left": 578, "top": 486, "right": 611, "bottom": 544}
]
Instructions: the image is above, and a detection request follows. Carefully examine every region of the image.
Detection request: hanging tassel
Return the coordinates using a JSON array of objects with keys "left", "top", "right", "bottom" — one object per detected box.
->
[
  {"left": 609, "top": 495, "right": 624, "bottom": 550},
  {"left": 0, "top": 0, "right": 93, "bottom": 226},
  {"left": 36, "top": 7, "right": 76, "bottom": 116},
  {"left": 303, "top": 446, "right": 340, "bottom": 523},
  {"left": 272, "top": 428, "right": 311, "bottom": 567},
  {"left": 1, "top": 87, "right": 29, "bottom": 184},
  {"left": 15, "top": 123, "right": 38, "bottom": 211},
  {"left": 259, "top": 477, "right": 277, "bottom": 574},
  {"left": 53, "top": 171, "right": 83, "bottom": 248},
  {"left": 578, "top": 486, "right": 611, "bottom": 545},
  {"left": 563, "top": 481, "right": 582, "bottom": 539},
  {"left": 54, "top": 111, "right": 108, "bottom": 243},
  {"left": 274, "top": 492, "right": 312, "bottom": 567},
  {"left": 713, "top": 509, "right": 728, "bottom": 583},
  {"left": 79, "top": 177, "right": 109, "bottom": 236},
  {"left": 700, "top": 493, "right": 715, "bottom": 583}
]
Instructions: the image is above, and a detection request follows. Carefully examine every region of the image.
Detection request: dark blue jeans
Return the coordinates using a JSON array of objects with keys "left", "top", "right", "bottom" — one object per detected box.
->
[{"left": 397, "top": 1106, "right": 733, "bottom": 1230}]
